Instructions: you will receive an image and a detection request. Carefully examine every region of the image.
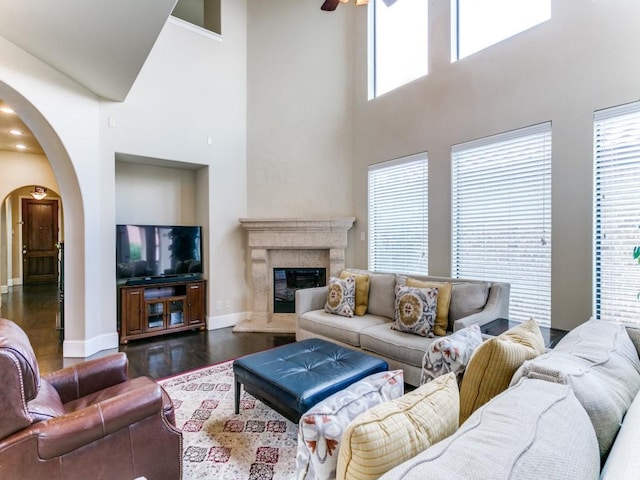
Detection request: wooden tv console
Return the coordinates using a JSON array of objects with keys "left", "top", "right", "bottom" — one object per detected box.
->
[{"left": 119, "top": 278, "right": 206, "bottom": 344}]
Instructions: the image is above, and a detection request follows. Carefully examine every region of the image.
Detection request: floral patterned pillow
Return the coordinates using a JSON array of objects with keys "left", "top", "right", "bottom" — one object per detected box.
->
[
  {"left": 324, "top": 276, "right": 356, "bottom": 317},
  {"left": 391, "top": 285, "right": 438, "bottom": 337},
  {"left": 295, "top": 369, "right": 404, "bottom": 480},
  {"left": 421, "top": 323, "right": 483, "bottom": 385}
]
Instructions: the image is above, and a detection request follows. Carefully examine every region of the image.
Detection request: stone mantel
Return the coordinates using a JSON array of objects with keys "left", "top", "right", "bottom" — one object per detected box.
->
[{"left": 235, "top": 217, "right": 355, "bottom": 333}]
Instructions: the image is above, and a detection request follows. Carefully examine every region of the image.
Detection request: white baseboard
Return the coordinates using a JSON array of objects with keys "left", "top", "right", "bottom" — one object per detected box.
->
[
  {"left": 10, "top": 278, "right": 22, "bottom": 286},
  {"left": 207, "top": 312, "right": 247, "bottom": 330},
  {"left": 1, "top": 285, "right": 7, "bottom": 294},
  {"left": 62, "top": 331, "right": 120, "bottom": 358}
]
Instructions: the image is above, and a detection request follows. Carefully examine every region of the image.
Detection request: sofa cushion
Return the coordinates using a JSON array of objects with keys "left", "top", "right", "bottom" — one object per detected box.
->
[
  {"left": 600, "top": 390, "right": 640, "bottom": 479},
  {"left": 405, "top": 278, "right": 452, "bottom": 336},
  {"left": 365, "top": 273, "right": 396, "bottom": 319},
  {"left": 340, "top": 271, "right": 370, "bottom": 316},
  {"left": 514, "top": 318, "right": 640, "bottom": 460},
  {"left": 325, "top": 276, "right": 356, "bottom": 318},
  {"left": 337, "top": 373, "right": 459, "bottom": 480},
  {"left": 360, "top": 323, "right": 440, "bottom": 368},
  {"left": 379, "top": 378, "right": 600, "bottom": 480},
  {"left": 448, "top": 282, "right": 490, "bottom": 329},
  {"left": 391, "top": 285, "right": 438, "bottom": 337},
  {"left": 296, "top": 370, "right": 404, "bottom": 480},
  {"left": 421, "top": 323, "right": 483, "bottom": 385},
  {"left": 299, "top": 311, "right": 390, "bottom": 347},
  {"left": 459, "top": 318, "right": 545, "bottom": 423}
]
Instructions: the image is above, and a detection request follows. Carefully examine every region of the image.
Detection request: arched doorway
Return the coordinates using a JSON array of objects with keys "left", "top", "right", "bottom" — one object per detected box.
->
[{"left": 0, "top": 80, "right": 88, "bottom": 357}]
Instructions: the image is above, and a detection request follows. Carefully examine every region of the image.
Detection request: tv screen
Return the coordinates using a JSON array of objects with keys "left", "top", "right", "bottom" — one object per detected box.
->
[{"left": 116, "top": 225, "right": 202, "bottom": 280}]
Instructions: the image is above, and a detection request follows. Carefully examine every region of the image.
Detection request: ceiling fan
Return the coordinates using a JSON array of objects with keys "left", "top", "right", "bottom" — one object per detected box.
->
[{"left": 321, "top": 0, "right": 396, "bottom": 12}]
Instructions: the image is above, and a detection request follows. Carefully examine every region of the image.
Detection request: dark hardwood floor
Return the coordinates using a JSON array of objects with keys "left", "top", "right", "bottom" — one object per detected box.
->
[{"left": 1, "top": 284, "right": 295, "bottom": 379}]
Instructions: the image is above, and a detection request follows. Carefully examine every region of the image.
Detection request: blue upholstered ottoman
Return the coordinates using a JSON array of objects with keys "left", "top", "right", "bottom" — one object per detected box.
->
[{"left": 233, "top": 338, "right": 388, "bottom": 422}]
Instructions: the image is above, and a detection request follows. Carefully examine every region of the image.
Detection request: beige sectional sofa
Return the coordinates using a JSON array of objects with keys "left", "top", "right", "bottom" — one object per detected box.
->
[
  {"left": 378, "top": 318, "right": 640, "bottom": 480},
  {"left": 295, "top": 269, "right": 510, "bottom": 386}
]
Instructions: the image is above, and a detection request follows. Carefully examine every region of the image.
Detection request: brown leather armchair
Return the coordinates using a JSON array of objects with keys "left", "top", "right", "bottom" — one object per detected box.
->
[{"left": 0, "top": 318, "right": 182, "bottom": 479}]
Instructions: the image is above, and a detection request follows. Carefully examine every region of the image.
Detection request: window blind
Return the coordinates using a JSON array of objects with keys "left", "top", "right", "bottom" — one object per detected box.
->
[
  {"left": 452, "top": 123, "right": 552, "bottom": 326},
  {"left": 594, "top": 101, "right": 640, "bottom": 325},
  {"left": 368, "top": 153, "right": 428, "bottom": 275}
]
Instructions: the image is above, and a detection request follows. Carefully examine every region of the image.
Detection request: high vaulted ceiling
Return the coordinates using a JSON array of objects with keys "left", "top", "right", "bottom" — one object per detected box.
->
[
  {"left": 0, "top": 0, "right": 178, "bottom": 155},
  {"left": 0, "top": 0, "right": 178, "bottom": 102}
]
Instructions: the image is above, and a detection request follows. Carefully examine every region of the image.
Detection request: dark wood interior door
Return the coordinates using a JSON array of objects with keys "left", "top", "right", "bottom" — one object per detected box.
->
[{"left": 22, "top": 198, "right": 59, "bottom": 285}]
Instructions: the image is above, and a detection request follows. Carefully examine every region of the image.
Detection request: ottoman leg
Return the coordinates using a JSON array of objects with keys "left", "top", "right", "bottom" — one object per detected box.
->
[{"left": 235, "top": 374, "right": 241, "bottom": 414}]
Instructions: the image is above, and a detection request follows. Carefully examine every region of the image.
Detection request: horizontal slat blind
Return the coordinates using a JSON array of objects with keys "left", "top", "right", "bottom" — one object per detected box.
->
[
  {"left": 452, "top": 123, "right": 551, "bottom": 326},
  {"left": 594, "top": 101, "right": 640, "bottom": 325},
  {"left": 369, "top": 153, "right": 428, "bottom": 275}
]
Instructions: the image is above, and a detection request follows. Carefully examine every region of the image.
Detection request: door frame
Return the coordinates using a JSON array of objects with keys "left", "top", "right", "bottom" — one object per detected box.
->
[{"left": 17, "top": 194, "right": 62, "bottom": 285}]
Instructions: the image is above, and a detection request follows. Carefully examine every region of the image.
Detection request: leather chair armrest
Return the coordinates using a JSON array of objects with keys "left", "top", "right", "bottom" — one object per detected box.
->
[
  {"left": 29, "top": 378, "right": 162, "bottom": 459},
  {"left": 43, "top": 352, "right": 129, "bottom": 403}
]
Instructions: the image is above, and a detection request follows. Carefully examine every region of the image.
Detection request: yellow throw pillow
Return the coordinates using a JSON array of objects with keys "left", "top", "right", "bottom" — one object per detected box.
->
[
  {"left": 459, "top": 318, "right": 545, "bottom": 424},
  {"left": 406, "top": 278, "right": 452, "bottom": 336},
  {"left": 336, "top": 373, "right": 459, "bottom": 480},
  {"left": 340, "top": 270, "right": 370, "bottom": 316}
]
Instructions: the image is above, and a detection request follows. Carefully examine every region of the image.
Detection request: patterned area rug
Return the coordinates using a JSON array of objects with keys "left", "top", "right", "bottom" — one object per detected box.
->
[{"left": 159, "top": 361, "right": 298, "bottom": 480}]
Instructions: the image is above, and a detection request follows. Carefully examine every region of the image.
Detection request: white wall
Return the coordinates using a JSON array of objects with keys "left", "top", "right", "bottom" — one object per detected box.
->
[
  {"left": 0, "top": 0, "right": 248, "bottom": 355},
  {"left": 103, "top": 0, "right": 248, "bottom": 327},
  {"left": 247, "top": 0, "right": 640, "bottom": 331},
  {"left": 115, "top": 161, "right": 198, "bottom": 226},
  {"left": 348, "top": 0, "right": 640, "bottom": 330},
  {"left": 246, "top": 1, "right": 355, "bottom": 220}
]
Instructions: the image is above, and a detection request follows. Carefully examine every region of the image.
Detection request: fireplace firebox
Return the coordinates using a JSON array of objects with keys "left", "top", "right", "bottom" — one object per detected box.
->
[{"left": 273, "top": 268, "right": 326, "bottom": 313}]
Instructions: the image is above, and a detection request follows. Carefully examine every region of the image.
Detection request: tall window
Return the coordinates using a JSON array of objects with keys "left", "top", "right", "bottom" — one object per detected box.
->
[
  {"left": 369, "top": 153, "right": 428, "bottom": 274},
  {"left": 594, "top": 101, "right": 640, "bottom": 325},
  {"left": 372, "top": 0, "right": 428, "bottom": 98},
  {"left": 453, "top": 0, "right": 551, "bottom": 60},
  {"left": 452, "top": 123, "right": 552, "bottom": 325}
]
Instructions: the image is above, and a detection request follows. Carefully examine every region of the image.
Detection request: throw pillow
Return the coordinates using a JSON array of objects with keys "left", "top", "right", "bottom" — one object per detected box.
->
[
  {"left": 325, "top": 276, "right": 356, "bottom": 318},
  {"left": 391, "top": 285, "right": 438, "bottom": 337},
  {"left": 336, "top": 372, "right": 459, "bottom": 480},
  {"left": 295, "top": 370, "right": 404, "bottom": 480},
  {"left": 406, "top": 278, "right": 452, "bottom": 336},
  {"left": 421, "top": 323, "right": 483, "bottom": 385},
  {"left": 340, "top": 270, "right": 370, "bottom": 316},
  {"left": 458, "top": 318, "right": 545, "bottom": 424}
]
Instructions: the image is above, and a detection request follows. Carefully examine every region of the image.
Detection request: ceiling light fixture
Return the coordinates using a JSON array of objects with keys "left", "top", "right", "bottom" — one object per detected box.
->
[
  {"left": 16, "top": 144, "right": 26, "bottom": 150},
  {"left": 9, "top": 129, "right": 22, "bottom": 135},
  {"left": 0, "top": 106, "right": 15, "bottom": 114},
  {"left": 30, "top": 186, "right": 48, "bottom": 200}
]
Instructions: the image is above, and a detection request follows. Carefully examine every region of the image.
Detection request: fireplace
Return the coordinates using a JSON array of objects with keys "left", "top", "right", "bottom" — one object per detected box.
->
[
  {"left": 273, "top": 268, "right": 326, "bottom": 313},
  {"left": 236, "top": 217, "right": 355, "bottom": 332}
]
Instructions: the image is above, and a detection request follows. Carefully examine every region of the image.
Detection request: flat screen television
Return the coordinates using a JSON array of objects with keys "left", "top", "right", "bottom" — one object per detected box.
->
[{"left": 116, "top": 225, "right": 202, "bottom": 283}]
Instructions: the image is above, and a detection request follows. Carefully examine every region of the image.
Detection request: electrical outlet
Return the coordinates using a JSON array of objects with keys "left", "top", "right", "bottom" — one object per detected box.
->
[
  {"left": 360, "top": 231, "right": 366, "bottom": 241},
  {"left": 216, "top": 300, "right": 222, "bottom": 311}
]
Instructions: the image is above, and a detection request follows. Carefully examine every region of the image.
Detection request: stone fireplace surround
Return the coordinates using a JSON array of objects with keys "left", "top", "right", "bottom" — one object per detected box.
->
[{"left": 235, "top": 217, "right": 355, "bottom": 333}]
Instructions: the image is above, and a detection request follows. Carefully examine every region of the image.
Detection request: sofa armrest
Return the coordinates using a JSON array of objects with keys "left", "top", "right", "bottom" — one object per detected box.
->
[
  {"left": 453, "top": 282, "right": 510, "bottom": 331},
  {"left": 295, "top": 286, "right": 328, "bottom": 316},
  {"left": 25, "top": 378, "right": 163, "bottom": 459},
  {"left": 43, "top": 353, "right": 129, "bottom": 403}
]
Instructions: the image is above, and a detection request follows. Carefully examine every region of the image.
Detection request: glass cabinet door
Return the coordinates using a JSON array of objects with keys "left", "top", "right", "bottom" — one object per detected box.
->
[
  {"left": 168, "top": 299, "right": 185, "bottom": 327},
  {"left": 147, "top": 300, "right": 165, "bottom": 330}
]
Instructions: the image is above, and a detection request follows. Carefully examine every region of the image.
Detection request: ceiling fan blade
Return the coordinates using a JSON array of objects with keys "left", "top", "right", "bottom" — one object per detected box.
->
[
  {"left": 321, "top": 0, "right": 341, "bottom": 11},
  {"left": 382, "top": 0, "right": 397, "bottom": 5}
]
